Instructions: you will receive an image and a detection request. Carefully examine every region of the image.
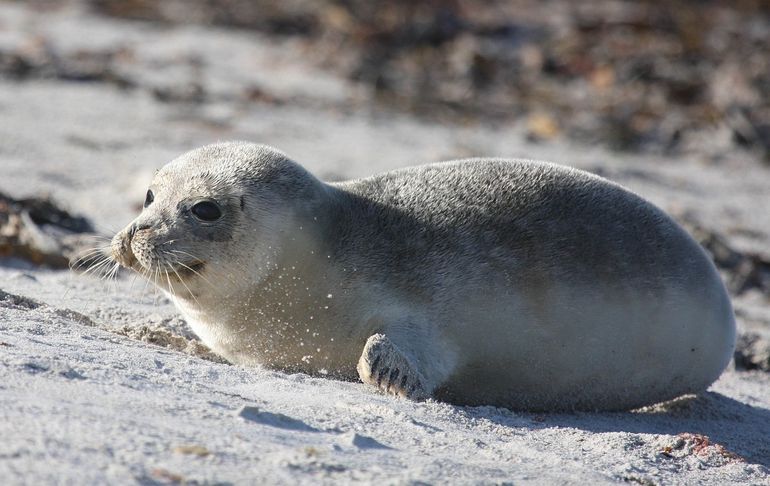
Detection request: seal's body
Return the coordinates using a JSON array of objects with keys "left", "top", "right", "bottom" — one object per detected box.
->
[{"left": 111, "top": 142, "right": 735, "bottom": 411}]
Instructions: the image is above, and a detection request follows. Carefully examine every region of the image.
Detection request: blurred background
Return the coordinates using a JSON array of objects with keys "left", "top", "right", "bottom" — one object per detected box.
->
[
  {"left": 2, "top": 0, "right": 768, "bottom": 160},
  {"left": 0, "top": 0, "right": 769, "bottom": 277}
]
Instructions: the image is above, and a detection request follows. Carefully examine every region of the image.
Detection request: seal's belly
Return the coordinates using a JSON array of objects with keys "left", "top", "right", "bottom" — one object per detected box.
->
[{"left": 439, "top": 281, "right": 733, "bottom": 410}]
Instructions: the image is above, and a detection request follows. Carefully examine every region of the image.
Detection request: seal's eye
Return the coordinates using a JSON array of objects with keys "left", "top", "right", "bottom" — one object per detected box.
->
[
  {"left": 144, "top": 190, "right": 154, "bottom": 208},
  {"left": 191, "top": 201, "right": 222, "bottom": 222}
]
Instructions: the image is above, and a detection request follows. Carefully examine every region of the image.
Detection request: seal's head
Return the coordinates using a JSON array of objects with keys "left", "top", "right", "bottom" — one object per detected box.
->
[{"left": 111, "top": 141, "right": 322, "bottom": 300}]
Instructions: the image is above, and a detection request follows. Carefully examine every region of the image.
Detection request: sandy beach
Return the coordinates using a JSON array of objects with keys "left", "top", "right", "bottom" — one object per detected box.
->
[{"left": 1, "top": 2, "right": 769, "bottom": 484}]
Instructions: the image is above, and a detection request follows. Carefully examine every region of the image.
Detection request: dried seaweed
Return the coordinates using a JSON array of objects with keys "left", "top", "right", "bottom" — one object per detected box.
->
[{"left": 0, "top": 192, "right": 96, "bottom": 269}]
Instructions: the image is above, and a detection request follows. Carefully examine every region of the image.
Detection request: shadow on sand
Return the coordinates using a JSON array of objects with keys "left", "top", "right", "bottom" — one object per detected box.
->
[{"left": 464, "top": 391, "right": 770, "bottom": 469}]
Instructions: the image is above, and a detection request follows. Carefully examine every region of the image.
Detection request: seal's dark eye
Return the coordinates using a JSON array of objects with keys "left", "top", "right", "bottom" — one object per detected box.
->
[
  {"left": 191, "top": 201, "right": 222, "bottom": 222},
  {"left": 144, "top": 190, "right": 154, "bottom": 208}
]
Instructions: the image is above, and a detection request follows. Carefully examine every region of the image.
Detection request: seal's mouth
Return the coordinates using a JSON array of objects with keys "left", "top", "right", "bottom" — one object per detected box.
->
[
  {"left": 173, "top": 260, "right": 206, "bottom": 278},
  {"left": 110, "top": 226, "right": 208, "bottom": 281},
  {"left": 118, "top": 257, "right": 206, "bottom": 281}
]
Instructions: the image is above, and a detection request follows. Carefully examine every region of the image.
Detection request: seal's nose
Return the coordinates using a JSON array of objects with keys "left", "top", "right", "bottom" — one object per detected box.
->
[
  {"left": 111, "top": 225, "right": 141, "bottom": 268},
  {"left": 129, "top": 222, "right": 152, "bottom": 237}
]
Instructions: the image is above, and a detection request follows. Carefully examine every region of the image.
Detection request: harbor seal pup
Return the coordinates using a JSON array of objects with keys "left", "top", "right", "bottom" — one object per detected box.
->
[{"left": 110, "top": 141, "right": 735, "bottom": 411}]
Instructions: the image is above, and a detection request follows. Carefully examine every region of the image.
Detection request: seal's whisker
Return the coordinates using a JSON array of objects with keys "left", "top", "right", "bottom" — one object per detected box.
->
[
  {"left": 77, "top": 254, "right": 107, "bottom": 274},
  {"left": 155, "top": 266, "right": 164, "bottom": 305},
  {"left": 97, "top": 259, "right": 116, "bottom": 281},
  {"left": 72, "top": 245, "right": 110, "bottom": 258},
  {"left": 80, "top": 234, "right": 113, "bottom": 242},
  {"left": 139, "top": 265, "right": 153, "bottom": 302},
  {"left": 128, "top": 270, "right": 141, "bottom": 293},
  {"left": 169, "top": 249, "right": 245, "bottom": 287},
  {"left": 164, "top": 269, "right": 177, "bottom": 302},
  {"left": 80, "top": 256, "right": 114, "bottom": 278},
  {"left": 170, "top": 266, "right": 201, "bottom": 307},
  {"left": 167, "top": 249, "right": 204, "bottom": 263},
  {"left": 67, "top": 247, "right": 114, "bottom": 301},
  {"left": 164, "top": 250, "right": 218, "bottom": 289},
  {"left": 73, "top": 249, "right": 110, "bottom": 263},
  {"left": 70, "top": 246, "right": 111, "bottom": 271},
  {"left": 92, "top": 223, "right": 121, "bottom": 236},
  {"left": 104, "top": 262, "right": 121, "bottom": 294},
  {"left": 104, "top": 262, "right": 120, "bottom": 282},
  {"left": 150, "top": 264, "right": 160, "bottom": 305},
  {"left": 99, "top": 262, "right": 114, "bottom": 281},
  {"left": 174, "top": 261, "right": 217, "bottom": 290}
]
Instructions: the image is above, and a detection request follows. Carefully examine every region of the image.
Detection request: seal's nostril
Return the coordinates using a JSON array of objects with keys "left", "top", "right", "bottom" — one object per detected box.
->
[{"left": 130, "top": 223, "right": 152, "bottom": 237}]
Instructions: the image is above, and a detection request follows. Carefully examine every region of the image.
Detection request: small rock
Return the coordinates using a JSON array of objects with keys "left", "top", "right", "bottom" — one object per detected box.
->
[
  {"left": 237, "top": 405, "right": 319, "bottom": 432},
  {"left": 173, "top": 444, "right": 210, "bottom": 457},
  {"left": 21, "top": 361, "right": 48, "bottom": 374},
  {"left": 59, "top": 368, "right": 86, "bottom": 380},
  {"left": 342, "top": 432, "right": 391, "bottom": 450}
]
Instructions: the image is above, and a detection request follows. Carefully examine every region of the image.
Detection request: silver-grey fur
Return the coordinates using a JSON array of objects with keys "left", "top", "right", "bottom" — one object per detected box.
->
[{"left": 110, "top": 141, "right": 736, "bottom": 411}]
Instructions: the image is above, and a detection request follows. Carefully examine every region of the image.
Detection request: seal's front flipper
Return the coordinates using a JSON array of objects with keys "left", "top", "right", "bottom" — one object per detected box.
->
[{"left": 357, "top": 333, "right": 429, "bottom": 400}]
